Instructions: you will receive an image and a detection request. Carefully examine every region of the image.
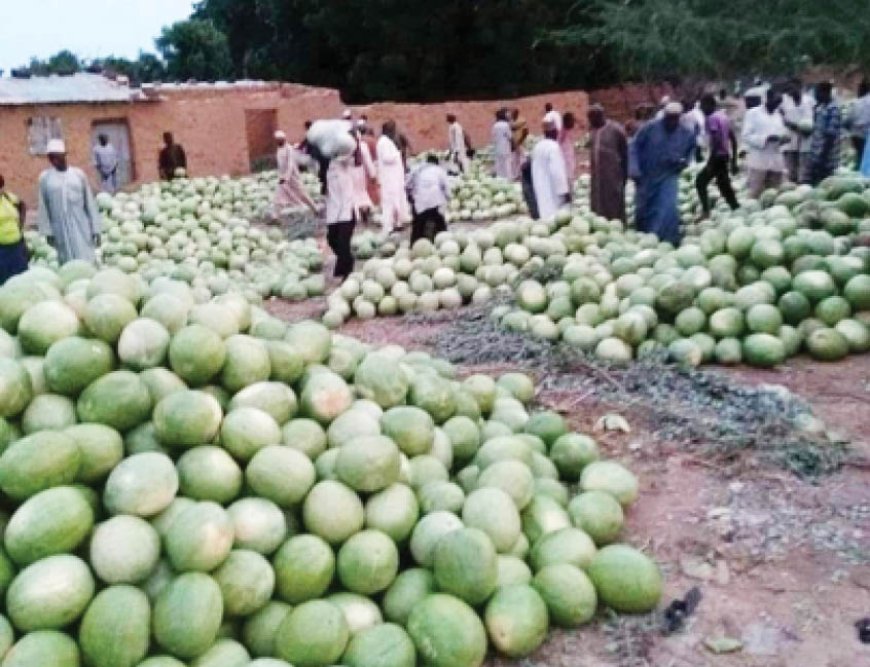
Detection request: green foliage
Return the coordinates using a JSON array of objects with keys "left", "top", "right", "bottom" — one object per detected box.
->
[
  {"left": 156, "top": 18, "right": 233, "bottom": 82},
  {"left": 27, "top": 50, "right": 81, "bottom": 76}
]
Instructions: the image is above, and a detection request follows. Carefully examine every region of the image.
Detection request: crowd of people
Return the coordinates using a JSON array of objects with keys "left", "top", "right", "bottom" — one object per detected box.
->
[{"left": 0, "top": 77, "right": 867, "bottom": 289}]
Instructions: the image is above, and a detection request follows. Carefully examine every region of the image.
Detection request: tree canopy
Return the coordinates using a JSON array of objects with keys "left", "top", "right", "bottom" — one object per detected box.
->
[{"left": 11, "top": 0, "right": 869, "bottom": 101}]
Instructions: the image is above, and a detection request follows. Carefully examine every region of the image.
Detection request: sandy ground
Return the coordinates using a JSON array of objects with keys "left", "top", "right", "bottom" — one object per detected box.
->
[{"left": 265, "top": 295, "right": 870, "bottom": 667}]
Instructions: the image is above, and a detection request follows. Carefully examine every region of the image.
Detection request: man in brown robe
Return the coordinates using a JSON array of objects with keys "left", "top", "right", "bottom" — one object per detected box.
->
[{"left": 588, "top": 105, "right": 629, "bottom": 222}]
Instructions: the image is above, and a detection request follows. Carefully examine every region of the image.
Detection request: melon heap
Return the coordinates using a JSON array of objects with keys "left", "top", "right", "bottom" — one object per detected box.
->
[
  {"left": 0, "top": 265, "right": 661, "bottom": 667},
  {"left": 327, "top": 175, "right": 870, "bottom": 368},
  {"left": 25, "top": 172, "right": 325, "bottom": 304}
]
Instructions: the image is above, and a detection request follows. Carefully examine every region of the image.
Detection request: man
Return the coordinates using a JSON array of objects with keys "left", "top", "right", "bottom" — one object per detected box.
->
[
  {"left": 37, "top": 139, "right": 102, "bottom": 264},
  {"left": 681, "top": 99, "right": 706, "bottom": 162},
  {"left": 324, "top": 149, "right": 358, "bottom": 282},
  {"left": 446, "top": 114, "right": 469, "bottom": 173},
  {"left": 158, "top": 132, "right": 187, "bottom": 180},
  {"left": 510, "top": 108, "right": 529, "bottom": 179},
  {"left": 695, "top": 93, "right": 739, "bottom": 218},
  {"left": 0, "top": 174, "right": 28, "bottom": 285},
  {"left": 406, "top": 154, "right": 452, "bottom": 243},
  {"left": 273, "top": 131, "right": 318, "bottom": 218},
  {"left": 92, "top": 134, "right": 120, "bottom": 193},
  {"left": 780, "top": 79, "right": 815, "bottom": 183},
  {"left": 847, "top": 79, "right": 870, "bottom": 171},
  {"left": 587, "top": 104, "right": 629, "bottom": 222},
  {"left": 742, "top": 88, "right": 788, "bottom": 199},
  {"left": 352, "top": 120, "right": 376, "bottom": 224},
  {"left": 531, "top": 121, "right": 570, "bottom": 221},
  {"left": 809, "top": 82, "right": 842, "bottom": 185},
  {"left": 543, "top": 103, "right": 563, "bottom": 133},
  {"left": 491, "top": 109, "right": 513, "bottom": 179},
  {"left": 377, "top": 121, "right": 411, "bottom": 237},
  {"left": 630, "top": 103, "right": 695, "bottom": 244},
  {"left": 300, "top": 120, "right": 330, "bottom": 195}
]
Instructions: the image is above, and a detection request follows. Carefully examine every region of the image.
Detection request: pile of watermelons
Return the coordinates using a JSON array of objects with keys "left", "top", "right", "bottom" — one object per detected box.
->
[{"left": 0, "top": 264, "right": 661, "bottom": 667}]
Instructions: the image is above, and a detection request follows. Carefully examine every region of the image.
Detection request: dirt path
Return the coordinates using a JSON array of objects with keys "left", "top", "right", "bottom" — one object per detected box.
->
[{"left": 267, "top": 299, "right": 870, "bottom": 666}]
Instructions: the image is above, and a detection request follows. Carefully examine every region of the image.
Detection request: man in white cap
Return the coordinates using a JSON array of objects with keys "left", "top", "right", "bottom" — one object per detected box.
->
[
  {"left": 530, "top": 120, "right": 570, "bottom": 220},
  {"left": 37, "top": 139, "right": 102, "bottom": 264},
  {"left": 273, "top": 130, "right": 317, "bottom": 218},
  {"left": 629, "top": 102, "right": 695, "bottom": 244},
  {"left": 342, "top": 109, "right": 353, "bottom": 121}
]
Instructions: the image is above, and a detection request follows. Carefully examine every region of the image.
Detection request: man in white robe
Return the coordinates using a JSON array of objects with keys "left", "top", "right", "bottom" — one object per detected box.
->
[
  {"left": 352, "top": 121, "right": 375, "bottom": 222},
  {"left": 376, "top": 121, "right": 410, "bottom": 236},
  {"left": 38, "top": 139, "right": 102, "bottom": 264},
  {"left": 447, "top": 114, "right": 469, "bottom": 173},
  {"left": 491, "top": 109, "right": 513, "bottom": 179},
  {"left": 531, "top": 122, "right": 570, "bottom": 220},
  {"left": 543, "top": 103, "right": 563, "bottom": 133},
  {"left": 92, "top": 134, "right": 120, "bottom": 193}
]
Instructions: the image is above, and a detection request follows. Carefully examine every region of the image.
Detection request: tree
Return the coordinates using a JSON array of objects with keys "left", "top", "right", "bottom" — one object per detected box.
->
[
  {"left": 156, "top": 18, "right": 233, "bottom": 81},
  {"left": 95, "top": 53, "right": 167, "bottom": 84},
  {"left": 27, "top": 50, "right": 82, "bottom": 76}
]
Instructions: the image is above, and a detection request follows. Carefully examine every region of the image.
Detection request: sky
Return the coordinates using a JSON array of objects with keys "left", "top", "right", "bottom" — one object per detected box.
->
[{"left": 0, "top": 0, "right": 196, "bottom": 73}]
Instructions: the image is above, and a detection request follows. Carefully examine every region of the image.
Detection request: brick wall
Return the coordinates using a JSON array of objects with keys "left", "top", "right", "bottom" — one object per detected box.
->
[
  {"left": 589, "top": 83, "right": 674, "bottom": 125},
  {"left": 0, "top": 82, "right": 588, "bottom": 208}
]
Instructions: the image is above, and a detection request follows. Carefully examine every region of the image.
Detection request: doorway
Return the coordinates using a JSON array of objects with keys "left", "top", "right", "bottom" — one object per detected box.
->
[
  {"left": 245, "top": 108, "right": 278, "bottom": 171},
  {"left": 91, "top": 120, "right": 134, "bottom": 188}
]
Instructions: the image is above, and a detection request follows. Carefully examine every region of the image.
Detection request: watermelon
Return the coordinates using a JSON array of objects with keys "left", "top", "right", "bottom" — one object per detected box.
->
[
  {"left": 43, "top": 337, "right": 114, "bottom": 396},
  {"left": 567, "top": 491, "right": 625, "bottom": 546},
  {"left": 103, "top": 452, "right": 178, "bottom": 517},
  {"left": 226, "top": 498, "right": 287, "bottom": 556},
  {"left": 281, "top": 418, "right": 327, "bottom": 459},
  {"left": 580, "top": 460, "right": 639, "bottom": 506},
  {"left": 299, "top": 368, "right": 354, "bottom": 424},
  {"left": 266, "top": 341, "right": 305, "bottom": 385},
  {"left": 353, "top": 352, "right": 410, "bottom": 408},
  {"left": 164, "top": 501, "right": 234, "bottom": 572},
  {"left": 337, "top": 529, "right": 399, "bottom": 595},
  {"left": 529, "top": 527, "right": 597, "bottom": 572},
  {"left": 327, "top": 592, "right": 383, "bottom": 635},
  {"left": 241, "top": 601, "right": 292, "bottom": 658},
  {"left": 587, "top": 544, "right": 662, "bottom": 613},
  {"left": 177, "top": 446, "right": 243, "bottom": 503},
  {"left": 213, "top": 549, "right": 275, "bottom": 616},
  {"left": 532, "top": 563, "right": 597, "bottom": 627},
  {"left": 64, "top": 424, "right": 124, "bottom": 483},
  {"left": 0, "top": 430, "right": 81, "bottom": 500},
  {"left": 433, "top": 528, "right": 498, "bottom": 606},
  {"left": 336, "top": 436, "right": 401, "bottom": 493},
  {"left": 77, "top": 371, "right": 152, "bottom": 432},
  {"left": 118, "top": 318, "right": 171, "bottom": 371},
  {"left": 153, "top": 390, "right": 223, "bottom": 448},
  {"left": 20, "top": 393, "right": 76, "bottom": 434},
  {"left": 274, "top": 600, "right": 349, "bottom": 666},
  {"left": 302, "top": 481, "right": 364, "bottom": 545},
  {"left": 246, "top": 446, "right": 315, "bottom": 508},
  {"left": 6, "top": 554, "right": 95, "bottom": 631},
  {"left": 461, "top": 488, "right": 521, "bottom": 552},
  {"left": 153, "top": 572, "right": 224, "bottom": 659},
  {"left": 484, "top": 585, "right": 549, "bottom": 658},
  {"left": 272, "top": 534, "right": 335, "bottom": 604},
  {"left": 364, "top": 483, "right": 420, "bottom": 543},
  {"left": 285, "top": 321, "right": 332, "bottom": 364},
  {"left": 168, "top": 325, "right": 227, "bottom": 387},
  {"left": 229, "top": 381, "right": 297, "bottom": 424},
  {"left": 83, "top": 293, "right": 138, "bottom": 344},
  {"left": 188, "top": 639, "right": 250, "bottom": 667},
  {"left": 549, "top": 433, "right": 599, "bottom": 481},
  {"left": 4, "top": 486, "right": 94, "bottom": 565},
  {"left": 79, "top": 585, "right": 150, "bottom": 667},
  {"left": 89, "top": 515, "right": 161, "bottom": 584},
  {"left": 742, "top": 333, "right": 786, "bottom": 367},
  {"left": 381, "top": 406, "right": 436, "bottom": 457},
  {"left": 806, "top": 327, "right": 850, "bottom": 361},
  {"left": 383, "top": 568, "right": 437, "bottom": 626},
  {"left": 0, "top": 359, "right": 32, "bottom": 418},
  {"left": 221, "top": 335, "right": 271, "bottom": 394},
  {"left": 409, "top": 511, "right": 463, "bottom": 568},
  {"left": 477, "top": 460, "right": 535, "bottom": 510},
  {"left": 407, "top": 594, "right": 487, "bottom": 667},
  {"left": 843, "top": 274, "right": 870, "bottom": 310},
  {"left": 1, "top": 631, "right": 81, "bottom": 667},
  {"left": 341, "top": 623, "right": 416, "bottom": 667},
  {"left": 520, "top": 495, "right": 571, "bottom": 544},
  {"left": 220, "top": 407, "right": 281, "bottom": 462},
  {"left": 17, "top": 301, "right": 80, "bottom": 355}
]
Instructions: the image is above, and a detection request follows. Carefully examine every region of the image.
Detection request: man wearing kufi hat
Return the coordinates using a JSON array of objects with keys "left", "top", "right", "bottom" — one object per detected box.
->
[
  {"left": 273, "top": 130, "right": 317, "bottom": 218},
  {"left": 629, "top": 102, "right": 695, "bottom": 244},
  {"left": 37, "top": 139, "right": 102, "bottom": 264}
]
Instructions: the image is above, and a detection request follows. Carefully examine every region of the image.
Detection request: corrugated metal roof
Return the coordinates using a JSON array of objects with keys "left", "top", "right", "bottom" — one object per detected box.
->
[{"left": 0, "top": 73, "right": 142, "bottom": 106}]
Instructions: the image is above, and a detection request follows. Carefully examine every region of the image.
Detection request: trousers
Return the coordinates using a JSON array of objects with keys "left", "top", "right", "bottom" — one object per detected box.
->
[
  {"left": 695, "top": 155, "right": 739, "bottom": 213},
  {"left": 326, "top": 220, "right": 356, "bottom": 279}
]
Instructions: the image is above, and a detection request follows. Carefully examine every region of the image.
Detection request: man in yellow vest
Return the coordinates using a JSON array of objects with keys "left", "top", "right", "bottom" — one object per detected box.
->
[{"left": 0, "top": 174, "right": 28, "bottom": 284}]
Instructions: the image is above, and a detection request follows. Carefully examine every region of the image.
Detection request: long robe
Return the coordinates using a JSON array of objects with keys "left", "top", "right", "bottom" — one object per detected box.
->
[
  {"left": 491, "top": 120, "right": 513, "bottom": 179},
  {"left": 559, "top": 128, "right": 578, "bottom": 183},
  {"left": 589, "top": 121, "right": 629, "bottom": 222},
  {"left": 274, "top": 144, "right": 313, "bottom": 214},
  {"left": 448, "top": 122, "right": 470, "bottom": 172},
  {"left": 92, "top": 143, "right": 120, "bottom": 193},
  {"left": 37, "top": 167, "right": 102, "bottom": 264},
  {"left": 630, "top": 119, "right": 695, "bottom": 244},
  {"left": 377, "top": 135, "right": 410, "bottom": 235},
  {"left": 352, "top": 138, "right": 376, "bottom": 210},
  {"left": 531, "top": 137, "right": 570, "bottom": 221}
]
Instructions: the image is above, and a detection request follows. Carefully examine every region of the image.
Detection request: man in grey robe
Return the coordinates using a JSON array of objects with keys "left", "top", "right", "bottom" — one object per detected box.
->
[
  {"left": 588, "top": 104, "right": 629, "bottom": 222},
  {"left": 37, "top": 139, "right": 102, "bottom": 264},
  {"left": 92, "top": 134, "right": 120, "bottom": 193}
]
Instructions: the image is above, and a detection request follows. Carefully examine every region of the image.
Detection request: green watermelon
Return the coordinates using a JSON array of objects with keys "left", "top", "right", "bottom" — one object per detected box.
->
[
  {"left": 0, "top": 431, "right": 81, "bottom": 500},
  {"left": 153, "top": 390, "right": 223, "bottom": 449},
  {"left": 337, "top": 530, "right": 399, "bottom": 595},
  {"left": 6, "top": 554, "right": 95, "bottom": 631},
  {"left": 587, "top": 544, "right": 663, "bottom": 613},
  {"left": 274, "top": 600, "right": 349, "bottom": 666},
  {"left": 272, "top": 534, "right": 335, "bottom": 604},
  {"left": 407, "top": 594, "right": 487, "bottom": 667},
  {"left": 213, "top": 549, "right": 275, "bottom": 617},
  {"left": 532, "top": 563, "right": 597, "bottom": 627},
  {"left": 341, "top": 623, "right": 416, "bottom": 667},
  {"left": 43, "top": 337, "right": 114, "bottom": 396},
  {"left": 79, "top": 585, "right": 150, "bottom": 667},
  {"left": 89, "top": 515, "right": 161, "bottom": 584},
  {"left": 483, "top": 584, "right": 549, "bottom": 657},
  {"left": 433, "top": 528, "right": 498, "bottom": 606},
  {"left": 152, "top": 572, "right": 224, "bottom": 659},
  {"left": 77, "top": 371, "right": 152, "bottom": 432},
  {"left": 164, "top": 501, "right": 234, "bottom": 573},
  {"left": 1, "top": 631, "right": 81, "bottom": 667}
]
